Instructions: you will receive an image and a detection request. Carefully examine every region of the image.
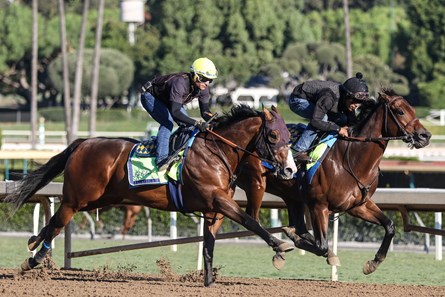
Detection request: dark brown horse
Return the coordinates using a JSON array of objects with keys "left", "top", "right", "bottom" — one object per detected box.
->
[
  {"left": 6, "top": 105, "right": 297, "bottom": 286},
  {"left": 237, "top": 89, "right": 431, "bottom": 273}
]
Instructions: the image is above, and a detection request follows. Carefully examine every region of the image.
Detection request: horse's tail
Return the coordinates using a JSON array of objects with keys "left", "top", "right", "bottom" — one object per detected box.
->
[{"left": 5, "top": 138, "right": 87, "bottom": 213}]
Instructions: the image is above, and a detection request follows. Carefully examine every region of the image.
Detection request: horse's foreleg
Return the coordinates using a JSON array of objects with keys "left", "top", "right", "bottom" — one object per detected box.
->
[
  {"left": 243, "top": 175, "right": 266, "bottom": 223},
  {"left": 202, "top": 214, "right": 224, "bottom": 287},
  {"left": 213, "top": 191, "right": 294, "bottom": 269},
  {"left": 348, "top": 201, "right": 395, "bottom": 275},
  {"left": 22, "top": 204, "right": 76, "bottom": 271}
]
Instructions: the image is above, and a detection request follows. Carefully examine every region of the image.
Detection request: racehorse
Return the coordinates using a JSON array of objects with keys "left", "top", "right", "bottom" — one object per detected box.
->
[
  {"left": 237, "top": 89, "right": 431, "bottom": 273},
  {"left": 122, "top": 205, "right": 146, "bottom": 239},
  {"left": 6, "top": 105, "right": 297, "bottom": 287}
]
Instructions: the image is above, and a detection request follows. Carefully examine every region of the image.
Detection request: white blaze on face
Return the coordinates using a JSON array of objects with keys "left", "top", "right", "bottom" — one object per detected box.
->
[{"left": 285, "top": 149, "right": 298, "bottom": 175}]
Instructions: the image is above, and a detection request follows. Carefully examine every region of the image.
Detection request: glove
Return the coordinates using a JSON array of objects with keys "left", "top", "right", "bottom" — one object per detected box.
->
[{"left": 195, "top": 120, "right": 209, "bottom": 132}]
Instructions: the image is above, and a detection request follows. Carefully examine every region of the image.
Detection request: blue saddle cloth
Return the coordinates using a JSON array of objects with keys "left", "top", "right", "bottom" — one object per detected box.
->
[{"left": 286, "top": 123, "right": 338, "bottom": 184}]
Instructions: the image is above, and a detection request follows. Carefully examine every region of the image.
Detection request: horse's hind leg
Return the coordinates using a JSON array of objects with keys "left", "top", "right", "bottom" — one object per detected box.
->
[
  {"left": 202, "top": 213, "right": 224, "bottom": 287},
  {"left": 22, "top": 203, "right": 76, "bottom": 271}
]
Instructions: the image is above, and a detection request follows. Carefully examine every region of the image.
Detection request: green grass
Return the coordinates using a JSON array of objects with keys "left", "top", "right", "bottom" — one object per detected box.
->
[{"left": 0, "top": 236, "right": 443, "bottom": 286}]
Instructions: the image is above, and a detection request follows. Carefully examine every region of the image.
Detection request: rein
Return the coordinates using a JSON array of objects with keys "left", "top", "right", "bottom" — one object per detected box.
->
[
  {"left": 204, "top": 118, "right": 279, "bottom": 167},
  {"left": 341, "top": 135, "right": 409, "bottom": 142}
]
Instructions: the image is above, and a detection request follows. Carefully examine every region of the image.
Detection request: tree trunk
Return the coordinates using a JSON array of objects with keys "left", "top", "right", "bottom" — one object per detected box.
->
[
  {"left": 343, "top": 0, "right": 352, "bottom": 77},
  {"left": 71, "top": 0, "right": 90, "bottom": 141},
  {"left": 89, "top": 0, "right": 105, "bottom": 137},
  {"left": 31, "top": 0, "right": 38, "bottom": 149},
  {"left": 58, "top": 0, "right": 73, "bottom": 144}
]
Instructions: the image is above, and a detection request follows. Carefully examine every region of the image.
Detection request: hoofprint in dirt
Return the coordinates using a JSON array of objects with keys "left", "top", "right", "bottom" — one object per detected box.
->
[{"left": 0, "top": 265, "right": 444, "bottom": 297}]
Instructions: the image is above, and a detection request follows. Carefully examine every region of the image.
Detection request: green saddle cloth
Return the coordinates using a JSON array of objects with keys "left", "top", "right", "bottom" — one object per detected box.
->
[{"left": 127, "top": 142, "right": 182, "bottom": 187}]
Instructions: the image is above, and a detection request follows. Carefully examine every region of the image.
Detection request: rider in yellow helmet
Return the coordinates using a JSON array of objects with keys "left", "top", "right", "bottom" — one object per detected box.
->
[{"left": 140, "top": 57, "right": 218, "bottom": 170}]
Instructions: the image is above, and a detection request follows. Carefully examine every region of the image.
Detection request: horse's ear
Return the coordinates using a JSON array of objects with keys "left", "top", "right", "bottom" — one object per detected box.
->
[
  {"left": 271, "top": 105, "right": 279, "bottom": 113},
  {"left": 378, "top": 91, "right": 388, "bottom": 102},
  {"left": 263, "top": 107, "right": 273, "bottom": 121}
]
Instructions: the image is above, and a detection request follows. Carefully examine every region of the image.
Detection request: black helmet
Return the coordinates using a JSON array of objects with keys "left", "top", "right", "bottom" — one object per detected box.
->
[{"left": 341, "top": 72, "right": 369, "bottom": 101}]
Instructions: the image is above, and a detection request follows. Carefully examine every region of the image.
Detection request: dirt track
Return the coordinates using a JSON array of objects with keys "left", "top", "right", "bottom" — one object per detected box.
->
[{"left": 1, "top": 266, "right": 444, "bottom": 297}]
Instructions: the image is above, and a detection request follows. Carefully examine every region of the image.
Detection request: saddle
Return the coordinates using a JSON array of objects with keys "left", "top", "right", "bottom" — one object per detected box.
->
[
  {"left": 127, "top": 126, "right": 196, "bottom": 187},
  {"left": 287, "top": 123, "right": 338, "bottom": 184}
]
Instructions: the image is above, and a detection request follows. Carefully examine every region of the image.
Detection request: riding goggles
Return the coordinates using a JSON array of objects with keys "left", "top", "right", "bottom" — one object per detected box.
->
[
  {"left": 349, "top": 91, "right": 370, "bottom": 101},
  {"left": 196, "top": 74, "right": 213, "bottom": 84}
]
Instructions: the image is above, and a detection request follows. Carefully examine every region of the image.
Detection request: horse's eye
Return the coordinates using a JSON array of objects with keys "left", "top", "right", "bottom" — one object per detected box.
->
[
  {"left": 268, "top": 130, "right": 280, "bottom": 144},
  {"left": 396, "top": 109, "right": 404, "bottom": 116}
]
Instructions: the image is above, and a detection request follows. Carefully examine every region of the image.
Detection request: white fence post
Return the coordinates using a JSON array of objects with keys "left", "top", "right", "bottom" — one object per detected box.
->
[
  {"left": 197, "top": 217, "right": 204, "bottom": 271},
  {"left": 435, "top": 212, "right": 442, "bottom": 261},
  {"left": 331, "top": 213, "right": 339, "bottom": 281},
  {"left": 170, "top": 212, "right": 177, "bottom": 252},
  {"left": 270, "top": 209, "right": 280, "bottom": 239}
]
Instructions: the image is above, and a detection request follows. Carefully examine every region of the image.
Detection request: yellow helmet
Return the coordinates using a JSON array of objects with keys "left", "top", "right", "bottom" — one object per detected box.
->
[{"left": 190, "top": 57, "right": 218, "bottom": 79}]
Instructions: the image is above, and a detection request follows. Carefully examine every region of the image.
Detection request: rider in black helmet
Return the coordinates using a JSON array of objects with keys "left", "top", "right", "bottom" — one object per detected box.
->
[{"left": 288, "top": 72, "right": 370, "bottom": 163}]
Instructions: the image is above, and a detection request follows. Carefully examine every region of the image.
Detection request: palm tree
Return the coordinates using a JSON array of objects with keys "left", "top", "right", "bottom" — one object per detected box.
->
[
  {"left": 71, "top": 0, "right": 90, "bottom": 141},
  {"left": 31, "top": 0, "right": 38, "bottom": 149},
  {"left": 58, "top": 0, "right": 72, "bottom": 144},
  {"left": 89, "top": 0, "right": 105, "bottom": 137},
  {"left": 343, "top": 0, "right": 352, "bottom": 77}
]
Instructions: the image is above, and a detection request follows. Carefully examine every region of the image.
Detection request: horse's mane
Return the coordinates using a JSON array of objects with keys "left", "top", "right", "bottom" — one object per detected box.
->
[
  {"left": 349, "top": 87, "right": 399, "bottom": 135},
  {"left": 213, "top": 104, "right": 261, "bottom": 128},
  {"left": 380, "top": 87, "right": 398, "bottom": 97}
]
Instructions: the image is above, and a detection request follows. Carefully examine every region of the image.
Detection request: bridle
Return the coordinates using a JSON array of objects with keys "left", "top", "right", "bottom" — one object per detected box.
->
[
  {"left": 342, "top": 96, "right": 417, "bottom": 147},
  {"left": 205, "top": 112, "right": 284, "bottom": 170}
]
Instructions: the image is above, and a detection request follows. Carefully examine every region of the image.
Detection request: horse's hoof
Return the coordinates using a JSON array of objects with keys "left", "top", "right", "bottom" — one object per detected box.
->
[
  {"left": 278, "top": 241, "right": 295, "bottom": 253},
  {"left": 21, "top": 258, "right": 32, "bottom": 271},
  {"left": 27, "top": 235, "right": 40, "bottom": 251},
  {"left": 327, "top": 255, "right": 341, "bottom": 266},
  {"left": 272, "top": 252, "right": 286, "bottom": 270},
  {"left": 363, "top": 260, "right": 378, "bottom": 275},
  {"left": 281, "top": 226, "right": 296, "bottom": 237},
  {"left": 327, "top": 251, "right": 341, "bottom": 266}
]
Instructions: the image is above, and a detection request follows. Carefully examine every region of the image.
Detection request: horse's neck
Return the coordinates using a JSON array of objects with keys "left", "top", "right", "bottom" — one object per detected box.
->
[
  {"left": 339, "top": 105, "right": 388, "bottom": 172},
  {"left": 214, "top": 117, "right": 262, "bottom": 166}
]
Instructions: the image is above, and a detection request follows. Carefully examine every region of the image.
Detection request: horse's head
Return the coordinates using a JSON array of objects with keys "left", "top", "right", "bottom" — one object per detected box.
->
[
  {"left": 259, "top": 106, "right": 297, "bottom": 180},
  {"left": 378, "top": 89, "right": 431, "bottom": 149}
]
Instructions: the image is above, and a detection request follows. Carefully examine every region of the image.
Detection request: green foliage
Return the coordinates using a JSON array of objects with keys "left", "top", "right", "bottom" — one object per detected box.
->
[
  {"left": 39, "top": 107, "right": 66, "bottom": 122},
  {"left": 405, "top": 0, "right": 445, "bottom": 82},
  {"left": 417, "top": 78, "right": 445, "bottom": 108},
  {"left": 0, "top": 4, "right": 33, "bottom": 72},
  {"left": 0, "top": 1, "right": 436, "bottom": 109},
  {"left": 48, "top": 48, "right": 134, "bottom": 100},
  {"left": 354, "top": 54, "right": 409, "bottom": 97}
]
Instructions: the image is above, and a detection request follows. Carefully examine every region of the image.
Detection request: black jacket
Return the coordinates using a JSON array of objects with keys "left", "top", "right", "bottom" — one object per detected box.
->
[
  {"left": 291, "top": 80, "right": 344, "bottom": 132},
  {"left": 147, "top": 72, "right": 211, "bottom": 125}
]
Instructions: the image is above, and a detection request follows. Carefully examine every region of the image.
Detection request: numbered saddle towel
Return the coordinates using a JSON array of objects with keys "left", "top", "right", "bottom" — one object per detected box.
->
[{"left": 126, "top": 133, "right": 195, "bottom": 187}]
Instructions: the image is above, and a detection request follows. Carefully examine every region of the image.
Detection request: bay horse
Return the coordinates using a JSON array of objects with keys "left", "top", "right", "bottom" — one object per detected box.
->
[
  {"left": 6, "top": 105, "right": 297, "bottom": 287},
  {"left": 237, "top": 89, "right": 431, "bottom": 273}
]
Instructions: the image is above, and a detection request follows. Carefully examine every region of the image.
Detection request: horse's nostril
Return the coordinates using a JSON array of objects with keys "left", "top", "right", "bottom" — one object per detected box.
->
[{"left": 284, "top": 167, "right": 293, "bottom": 176}]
